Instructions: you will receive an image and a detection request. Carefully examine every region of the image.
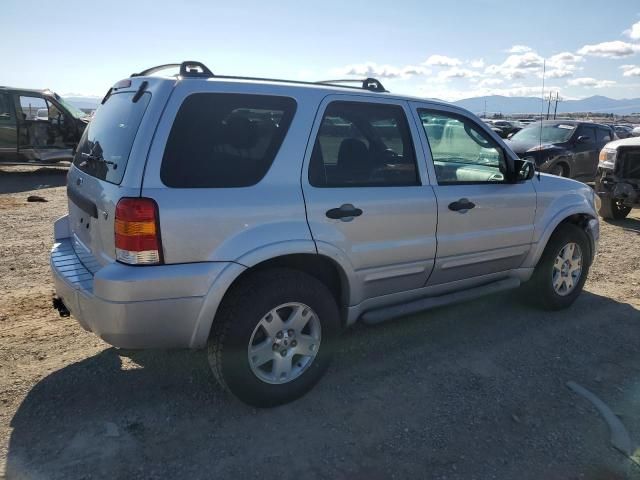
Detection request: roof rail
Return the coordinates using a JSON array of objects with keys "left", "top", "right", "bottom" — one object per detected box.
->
[
  {"left": 131, "top": 61, "right": 214, "bottom": 78},
  {"left": 315, "top": 78, "right": 388, "bottom": 93},
  {"left": 128, "top": 60, "right": 388, "bottom": 92}
]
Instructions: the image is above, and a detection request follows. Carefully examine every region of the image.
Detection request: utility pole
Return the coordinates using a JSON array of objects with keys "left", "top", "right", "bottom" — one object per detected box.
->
[
  {"left": 484, "top": 99, "right": 487, "bottom": 118},
  {"left": 546, "top": 92, "right": 553, "bottom": 120},
  {"left": 553, "top": 93, "right": 563, "bottom": 119}
]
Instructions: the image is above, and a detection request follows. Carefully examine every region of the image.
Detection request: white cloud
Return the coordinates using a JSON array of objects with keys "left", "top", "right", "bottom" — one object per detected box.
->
[
  {"left": 577, "top": 41, "right": 640, "bottom": 58},
  {"left": 543, "top": 52, "right": 583, "bottom": 79},
  {"left": 625, "top": 20, "right": 640, "bottom": 40},
  {"left": 548, "top": 52, "right": 583, "bottom": 67},
  {"left": 567, "top": 77, "right": 616, "bottom": 88},
  {"left": 545, "top": 69, "right": 575, "bottom": 79},
  {"left": 438, "top": 67, "right": 481, "bottom": 79},
  {"left": 470, "top": 58, "right": 485, "bottom": 68},
  {"left": 507, "top": 45, "right": 533, "bottom": 54},
  {"left": 485, "top": 51, "right": 544, "bottom": 79},
  {"left": 477, "top": 78, "right": 504, "bottom": 87},
  {"left": 424, "top": 55, "right": 462, "bottom": 67},
  {"left": 621, "top": 64, "right": 640, "bottom": 77},
  {"left": 332, "top": 62, "right": 430, "bottom": 79}
]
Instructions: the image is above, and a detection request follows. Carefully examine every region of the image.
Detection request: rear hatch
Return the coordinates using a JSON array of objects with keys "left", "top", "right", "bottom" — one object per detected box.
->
[{"left": 65, "top": 78, "right": 171, "bottom": 268}]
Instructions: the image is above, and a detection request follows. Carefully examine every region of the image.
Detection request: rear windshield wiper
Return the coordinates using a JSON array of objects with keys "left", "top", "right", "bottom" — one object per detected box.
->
[{"left": 80, "top": 152, "right": 118, "bottom": 170}]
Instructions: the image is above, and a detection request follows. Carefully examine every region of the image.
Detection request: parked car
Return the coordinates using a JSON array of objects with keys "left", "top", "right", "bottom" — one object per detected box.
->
[
  {"left": 0, "top": 86, "right": 89, "bottom": 163},
  {"left": 490, "top": 120, "right": 523, "bottom": 139},
  {"left": 613, "top": 125, "right": 634, "bottom": 139},
  {"left": 632, "top": 126, "right": 640, "bottom": 137},
  {"left": 51, "top": 61, "right": 600, "bottom": 407},
  {"left": 506, "top": 120, "right": 615, "bottom": 180},
  {"left": 34, "top": 108, "right": 49, "bottom": 121},
  {"left": 596, "top": 136, "right": 640, "bottom": 219}
]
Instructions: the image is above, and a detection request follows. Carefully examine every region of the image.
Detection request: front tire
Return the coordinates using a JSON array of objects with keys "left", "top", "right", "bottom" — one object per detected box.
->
[
  {"left": 525, "top": 224, "right": 591, "bottom": 310},
  {"left": 598, "top": 196, "right": 631, "bottom": 220},
  {"left": 208, "top": 268, "right": 340, "bottom": 407},
  {"left": 548, "top": 163, "right": 567, "bottom": 177}
]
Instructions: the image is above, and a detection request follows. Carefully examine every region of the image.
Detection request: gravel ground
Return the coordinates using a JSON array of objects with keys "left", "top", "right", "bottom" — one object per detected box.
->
[{"left": 1, "top": 166, "right": 639, "bottom": 480}]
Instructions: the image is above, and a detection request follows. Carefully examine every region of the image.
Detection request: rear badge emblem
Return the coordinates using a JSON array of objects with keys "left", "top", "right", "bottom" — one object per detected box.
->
[{"left": 103, "top": 211, "right": 108, "bottom": 220}]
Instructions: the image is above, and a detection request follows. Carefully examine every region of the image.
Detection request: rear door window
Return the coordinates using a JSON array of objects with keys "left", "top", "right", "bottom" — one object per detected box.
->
[
  {"left": 161, "top": 93, "right": 296, "bottom": 188},
  {"left": 73, "top": 91, "right": 151, "bottom": 184},
  {"left": 575, "top": 125, "right": 596, "bottom": 144},
  {"left": 596, "top": 128, "right": 612, "bottom": 144},
  {"left": 308, "top": 101, "right": 418, "bottom": 187}
]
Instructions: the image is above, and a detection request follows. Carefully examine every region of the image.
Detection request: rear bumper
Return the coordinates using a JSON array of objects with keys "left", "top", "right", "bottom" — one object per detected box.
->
[{"left": 51, "top": 234, "right": 234, "bottom": 349}]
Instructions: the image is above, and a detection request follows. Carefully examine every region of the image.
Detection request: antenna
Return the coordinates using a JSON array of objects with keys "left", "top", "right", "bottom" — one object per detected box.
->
[
  {"left": 537, "top": 59, "right": 546, "bottom": 181},
  {"left": 539, "top": 59, "right": 545, "bottom": 143}
]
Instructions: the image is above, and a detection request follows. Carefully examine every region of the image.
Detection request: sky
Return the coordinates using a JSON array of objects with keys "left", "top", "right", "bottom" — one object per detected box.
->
[{"left": 2, "top": 0, "right": 640, "bottom": 101}]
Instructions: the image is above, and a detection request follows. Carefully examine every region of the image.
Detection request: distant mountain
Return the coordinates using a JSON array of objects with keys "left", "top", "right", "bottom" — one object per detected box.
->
[
  {"left": 453, "top": 95, "right": 640, "bottom": 115},
  {"left": 63, "top": 96, "right": 101, "bottom": 110}
]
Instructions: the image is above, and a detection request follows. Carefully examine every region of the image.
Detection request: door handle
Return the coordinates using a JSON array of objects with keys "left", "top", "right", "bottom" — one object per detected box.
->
[
  {"left": 326, "top": 204, "right": 363, "bottom": 220},
  {"left": 448, "top": 198, "right": 476, "bottom": 212}
]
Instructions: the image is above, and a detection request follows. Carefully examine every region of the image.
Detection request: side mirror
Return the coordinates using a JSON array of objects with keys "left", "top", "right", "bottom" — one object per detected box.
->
[
  {"left": 513, "top": 158, "right": 536, "bottom": 181},
  {"left": 576, "top": 135, "right": 591, "bottom": 144}
]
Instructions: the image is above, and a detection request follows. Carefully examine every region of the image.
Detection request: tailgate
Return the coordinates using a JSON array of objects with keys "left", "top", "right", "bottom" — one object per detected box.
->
[{"left": 64, "top": 79, "right": 170, "bottom": 266}]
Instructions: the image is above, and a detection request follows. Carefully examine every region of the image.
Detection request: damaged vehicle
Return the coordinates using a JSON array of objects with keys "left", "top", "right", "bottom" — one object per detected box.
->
[
  {"left": 596, "top": 136, "right": 640, "bottom": 219},
  {"left": 507, "top": 120, "right": 615, "bottom": 180},
  {"left": 0, "top": 87, "right": 89, "bottom": 164}
]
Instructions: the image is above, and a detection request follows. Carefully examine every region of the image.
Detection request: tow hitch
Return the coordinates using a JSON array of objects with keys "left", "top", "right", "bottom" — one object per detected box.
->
[{"left": 52, "top": 296, "right": 70, "bottom": 317}]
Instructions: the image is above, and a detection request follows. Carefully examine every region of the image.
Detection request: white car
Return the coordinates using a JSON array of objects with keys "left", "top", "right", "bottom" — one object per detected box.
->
[{"left": 34, "top": 108, "right": 49, "bottom": 121}]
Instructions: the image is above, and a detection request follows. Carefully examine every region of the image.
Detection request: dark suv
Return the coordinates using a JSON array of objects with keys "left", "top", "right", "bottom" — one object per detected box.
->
[
  {"left": 507, "top": 121, "right": 615, "bottom": 180},
  {"left": 0, "top": 87, "right": 89, "bottom": 164}
]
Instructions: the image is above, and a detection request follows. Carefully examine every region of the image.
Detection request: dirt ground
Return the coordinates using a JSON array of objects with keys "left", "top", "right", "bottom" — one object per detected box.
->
[{"left": 1, "top": 165, "right": 639, "bottom": 479}]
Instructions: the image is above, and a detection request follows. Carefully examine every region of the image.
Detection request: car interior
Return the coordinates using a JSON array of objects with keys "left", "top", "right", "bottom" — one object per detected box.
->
[
  {"left": 18, "top": 95, "right": 75, "bottom": 152},
  {"left": 422, "top": 114, "right": 506, "bottom": 184},
  {"left": 309, "top": 105, "right": 419, "bottom": 187}
]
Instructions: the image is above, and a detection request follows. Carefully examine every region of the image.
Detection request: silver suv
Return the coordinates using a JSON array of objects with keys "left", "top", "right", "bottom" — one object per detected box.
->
[{"left": 51, "top": 61, "right": 599, "bottom": 406}]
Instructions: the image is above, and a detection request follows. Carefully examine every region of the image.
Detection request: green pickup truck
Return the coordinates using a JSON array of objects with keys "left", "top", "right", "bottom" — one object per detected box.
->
[{"left": 0, "top": 86, "right": 89, "bottom": 164}]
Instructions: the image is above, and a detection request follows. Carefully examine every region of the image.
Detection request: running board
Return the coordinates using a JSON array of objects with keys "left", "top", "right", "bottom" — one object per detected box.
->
[{"left": 361, "top": 277, "right": 521, "bottom": 325}]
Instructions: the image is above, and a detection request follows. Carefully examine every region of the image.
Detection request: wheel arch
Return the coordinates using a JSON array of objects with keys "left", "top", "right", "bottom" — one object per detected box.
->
[
  {"left": 548, "top": 156, "right": 571, "bottom": 177},
  {"left": 190, "top": 249, "right": 351, "bottom": 348},
  {"left": 524, "top": 208, "right": 597, "bottom": 269}
]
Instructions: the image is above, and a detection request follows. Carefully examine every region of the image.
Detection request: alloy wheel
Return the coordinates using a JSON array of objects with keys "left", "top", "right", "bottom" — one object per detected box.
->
[{"left": 247, "top": 302, "right": 321, "bottom": 384}]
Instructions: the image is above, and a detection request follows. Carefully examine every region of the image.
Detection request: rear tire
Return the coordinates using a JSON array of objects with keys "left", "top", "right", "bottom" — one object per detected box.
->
[
  {"left": 524, "top": 224, "right": 590, "bottom": 310},
  {"left": 208, "top": 268, "right": 340, "bottom": 407},
  {"left": 598, "top": 196, "right": 631, "bottom": 220}
]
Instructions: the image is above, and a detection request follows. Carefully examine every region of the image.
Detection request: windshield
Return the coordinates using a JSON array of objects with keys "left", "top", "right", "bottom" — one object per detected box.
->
[
  {"left": 510, "top": 123, "right": 576, "bottom": 144},
  {"left": 73, "top": 91, "right": 151, "bottom": 184},
  {"left": 53, "top": 94, "right": 89, "bottom": 120}
]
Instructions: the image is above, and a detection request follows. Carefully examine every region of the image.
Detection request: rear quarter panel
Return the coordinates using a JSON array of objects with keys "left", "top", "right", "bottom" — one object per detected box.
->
[{"left": 140, "top": 81, "right": 327, "bottom": 265}]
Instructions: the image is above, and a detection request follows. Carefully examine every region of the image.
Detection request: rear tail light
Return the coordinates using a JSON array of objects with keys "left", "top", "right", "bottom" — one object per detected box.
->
[{"left": 114, "top": 198, "right": 163, "bottom": 265}]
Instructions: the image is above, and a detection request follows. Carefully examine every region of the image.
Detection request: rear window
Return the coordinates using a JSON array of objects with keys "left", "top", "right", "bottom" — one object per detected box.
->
[
  {"left": 160, "top": 93, "right": 296, "bottom": 188},
  {"left": 73, "top": 91, "right": 151, "bottom": 184}
]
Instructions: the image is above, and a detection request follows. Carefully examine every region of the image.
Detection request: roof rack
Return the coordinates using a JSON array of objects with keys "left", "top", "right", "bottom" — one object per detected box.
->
[
  {"left": 315, "top": 78, "right": 388, "bottom": 93},
  {"left": 129, "top": 61, "right": 388, "bottom": 93},
  {"left": 130, "top": 61, "right": 214, "bottom": 78}
]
